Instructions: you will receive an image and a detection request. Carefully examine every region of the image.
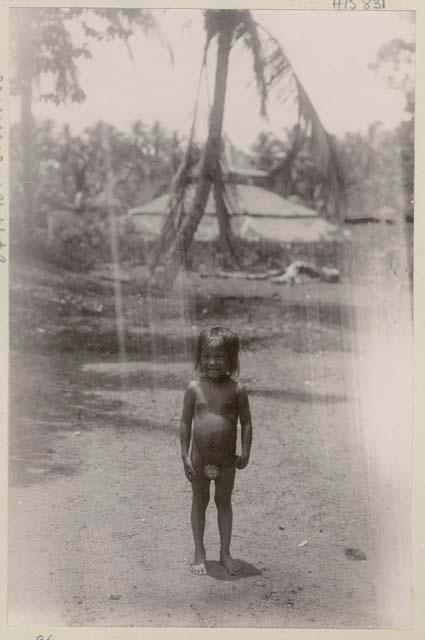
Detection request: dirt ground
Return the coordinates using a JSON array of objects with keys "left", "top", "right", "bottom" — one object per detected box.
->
[{"left": 8, "top": 231, "right": 412, "bottom": 628}]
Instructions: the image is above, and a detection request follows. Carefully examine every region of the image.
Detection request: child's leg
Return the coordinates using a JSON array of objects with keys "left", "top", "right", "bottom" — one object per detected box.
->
[
  {"left": 190, "top": 477, "right": 210, "bottom": 575},
  {"left": 214, "top": 467, "right": 239, "bottom": 575}
]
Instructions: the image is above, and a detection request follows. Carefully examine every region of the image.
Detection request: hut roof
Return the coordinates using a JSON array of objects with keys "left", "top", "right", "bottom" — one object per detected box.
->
[
  {"left": 129, "top": 184, "right": 319, "bottom": 219},
  {"left": 129, "top": 184, "right": 340, "bottom": 243}
]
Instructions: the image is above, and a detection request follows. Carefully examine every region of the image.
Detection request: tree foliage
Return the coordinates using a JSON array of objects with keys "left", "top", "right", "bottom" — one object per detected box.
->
[
  {"left": 11, "top": 8, "right": 158, "bottom": 104},
  {"left": 251, "top": 121, "right": 413, "bottom": 221},
  {"left": 11, "top": 7, "right": 160, "bottom": 242},
  {"left": 369, "top": 22, "right": 415, "bottom": 218},
  {"left": 11, "top": 119, "right": 183, "bottom": 222},
  {"left": 337, "top": 126, "right": 408, "bottom": 219}
]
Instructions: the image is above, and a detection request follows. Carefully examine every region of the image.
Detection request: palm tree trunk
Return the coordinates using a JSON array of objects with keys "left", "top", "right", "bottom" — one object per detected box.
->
[
  {"left": 153, "top": 23, "right": 232, "bottom": 287},
  {"left": 213, "top": 176, "right": 239, "bottom": 269}
]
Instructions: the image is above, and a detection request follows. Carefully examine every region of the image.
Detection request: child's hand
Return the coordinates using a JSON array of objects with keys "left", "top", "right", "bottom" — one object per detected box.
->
[
  {"left": 235, "top": 455, "right": 249, "bottom": 470},
  {"left": 182, "top": 455, "right": 195, "bottom": 482}
]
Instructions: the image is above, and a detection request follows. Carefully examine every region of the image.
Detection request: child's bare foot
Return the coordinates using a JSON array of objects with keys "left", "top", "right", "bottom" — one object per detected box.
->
[
  {"left": 220, "top": 552, "right": 240, "bottom": 576},
  {"left": 191, "top": 562, "right": 207, "bottom": 576},
  {"left": 191, "top": 551, "right": 207, "bottom": 576}
]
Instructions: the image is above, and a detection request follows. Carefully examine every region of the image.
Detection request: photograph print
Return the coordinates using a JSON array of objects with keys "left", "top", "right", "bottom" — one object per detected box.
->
[{"left": 8, "top": 6, "right": 414, "bottom": 629}]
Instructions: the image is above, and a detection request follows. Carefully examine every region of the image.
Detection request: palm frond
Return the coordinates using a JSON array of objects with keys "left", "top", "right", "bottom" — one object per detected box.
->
[
  {"left": 149, "top": 38, "right": 212, "bottom": 272},
  {"left": 295, "top": 78, "right": 345, "bottom": 214},
  {"left": 294, "top": 78, "right": 330, "bottom": 175},
  {"left": 148, "top": 145, "right": 193, "bottom": 272},
  {"left": 92, "top": 9, "right": 174, "bottom": 64},
  {"left": 235, "top": 11, "right": 268, "bottom": 118},
  {"left": 255, "top": 20, "right": 346, "bottom": 216}
]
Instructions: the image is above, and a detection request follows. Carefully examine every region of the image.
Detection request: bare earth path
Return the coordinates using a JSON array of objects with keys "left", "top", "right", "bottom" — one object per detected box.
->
[{"left": 8, "top": 271, "right": 411, "bottom": 628}]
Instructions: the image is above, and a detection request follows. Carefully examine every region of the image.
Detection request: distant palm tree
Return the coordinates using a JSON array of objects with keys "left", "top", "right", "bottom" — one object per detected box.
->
[
  {"left": 149, "top": 9, "right": 344, "bottom": 288},
  {"left": 12, "top": 8, "right": 159, "bottom": 246}
]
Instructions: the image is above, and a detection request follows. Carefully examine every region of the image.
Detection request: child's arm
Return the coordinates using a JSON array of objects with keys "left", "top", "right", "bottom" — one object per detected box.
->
[
  {"left": 180, "top": 382, "right": 196, "bottom": 481},
  {"left": 235, "top": 383, "right": 253, "bottom": 470}
]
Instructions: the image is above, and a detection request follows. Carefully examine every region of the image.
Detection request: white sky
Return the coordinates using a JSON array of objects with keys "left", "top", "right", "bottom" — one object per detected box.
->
[{"left": 13, "top": 9, "right": 414, "bottom": 150}]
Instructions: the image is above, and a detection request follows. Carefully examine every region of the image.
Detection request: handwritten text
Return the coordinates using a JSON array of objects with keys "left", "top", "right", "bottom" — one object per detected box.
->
[{"left": 331, "top": 0, "right": 386, "bottom": 8}]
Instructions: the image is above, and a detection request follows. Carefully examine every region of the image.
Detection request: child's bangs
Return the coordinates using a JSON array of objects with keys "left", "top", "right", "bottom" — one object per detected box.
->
[{"left": 203, "top": 336, "right": 225, "bottom": 351}]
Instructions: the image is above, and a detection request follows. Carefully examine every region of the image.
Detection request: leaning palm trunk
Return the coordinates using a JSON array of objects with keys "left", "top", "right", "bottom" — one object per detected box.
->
[
  {"left": 213, "top": 165, "right": 240, "bottom": 269},
  {"left": 148, "top": 39, "right": 208, "bottom": 276},
  {"left": 150, "top": 23, "right": 232, "bottom": 288}
]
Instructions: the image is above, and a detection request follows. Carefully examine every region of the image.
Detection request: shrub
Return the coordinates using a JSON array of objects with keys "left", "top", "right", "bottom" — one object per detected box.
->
[{"left": 46, "top": 211, "right": 148, "bottom": 271}]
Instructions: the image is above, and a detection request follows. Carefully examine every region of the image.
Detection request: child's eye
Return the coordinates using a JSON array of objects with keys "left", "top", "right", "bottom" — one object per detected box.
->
[{"left": 201, "top": 351, "right": 225, "bottom": 361}]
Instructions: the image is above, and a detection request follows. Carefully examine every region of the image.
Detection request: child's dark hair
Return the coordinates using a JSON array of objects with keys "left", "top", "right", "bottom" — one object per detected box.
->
[{"left": 194, "top": 326, "right": 240, "bottom": 378}]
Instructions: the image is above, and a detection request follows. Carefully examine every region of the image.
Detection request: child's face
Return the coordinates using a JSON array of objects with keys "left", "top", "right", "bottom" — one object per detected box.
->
[{"left": 200, "top": 343, "right": 229, "bottom": 380}]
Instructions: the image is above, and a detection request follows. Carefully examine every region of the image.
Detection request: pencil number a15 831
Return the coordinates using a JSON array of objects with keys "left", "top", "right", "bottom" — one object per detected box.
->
[{"left": 331, "top": 0, "right": 386, "bottom": 8}]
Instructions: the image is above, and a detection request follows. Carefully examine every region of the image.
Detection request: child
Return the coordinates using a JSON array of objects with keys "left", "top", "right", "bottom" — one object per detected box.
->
[{"left": 180, "top": 326, "right": 253, "bottom": 576}]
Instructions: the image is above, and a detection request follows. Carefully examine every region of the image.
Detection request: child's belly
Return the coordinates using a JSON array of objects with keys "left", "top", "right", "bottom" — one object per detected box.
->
[{"left": 193, "top": 412, "right": 236, "bottom": 465}]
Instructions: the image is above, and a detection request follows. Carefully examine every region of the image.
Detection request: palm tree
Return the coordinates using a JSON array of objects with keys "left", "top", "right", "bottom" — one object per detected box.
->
[
  {"left": 149, "top": 9, "right": 344, "bottom": 289},
  {"left": 11, "top": 7, "right": 159, "bottom": 247}
]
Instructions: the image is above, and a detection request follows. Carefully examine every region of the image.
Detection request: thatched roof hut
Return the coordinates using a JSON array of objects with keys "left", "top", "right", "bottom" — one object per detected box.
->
[{"left": 129, "top": 184, "right": 340, "bottom": 243}]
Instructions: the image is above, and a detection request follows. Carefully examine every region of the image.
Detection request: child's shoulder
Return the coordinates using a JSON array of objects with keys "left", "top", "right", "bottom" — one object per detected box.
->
[
  {"left": 186, "top": 379, "right": 201, "bottom": 393},
  {"left": 235, "top": 380, "right": 248, "bottom": 395}
]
